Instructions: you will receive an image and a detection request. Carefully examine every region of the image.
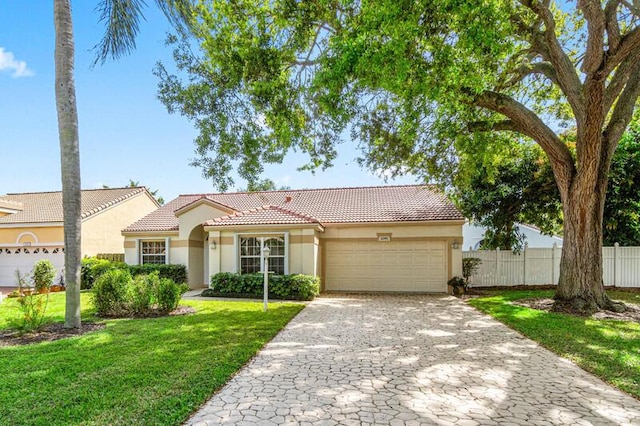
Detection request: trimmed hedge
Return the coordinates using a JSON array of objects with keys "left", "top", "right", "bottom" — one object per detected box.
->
[
  {"left": 128, "top": 264, "right": 188, "bottom": 285},
  {"left": 81, "top": 258, "right": 187, "bottom": 289},
  {"left": 92, "top": 270, "right": 188, "bottom": 317},
  {"left": 204, "top": 272, "right": 320, "bottom": 301}
]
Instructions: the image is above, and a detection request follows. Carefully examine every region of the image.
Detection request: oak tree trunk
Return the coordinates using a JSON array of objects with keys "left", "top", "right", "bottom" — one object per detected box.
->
[
  {"left": 554, "top": 137, "right": 623, "bottom": 314},
  {"left": 54, "top": 0, "right": 82, "bottom": 329}
]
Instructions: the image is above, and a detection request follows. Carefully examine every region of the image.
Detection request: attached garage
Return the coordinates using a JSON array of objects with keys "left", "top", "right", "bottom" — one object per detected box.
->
[
  {"left": 324, "top": 239, "right": 448, "bottom": 293},
  {"left": 0, "top": 246, "right": 65, "bottom": 286}
]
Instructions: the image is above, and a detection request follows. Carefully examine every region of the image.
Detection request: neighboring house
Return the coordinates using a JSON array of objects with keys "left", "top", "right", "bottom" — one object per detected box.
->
[
  {"left": 463, "top": 222, "right": 563, "bottom": 250},
  {"left": 123, "top": 185, "right": 465, "bottom": 293},
  {"left": 0, "top": 187, "right": 159, "bottom": 287}
]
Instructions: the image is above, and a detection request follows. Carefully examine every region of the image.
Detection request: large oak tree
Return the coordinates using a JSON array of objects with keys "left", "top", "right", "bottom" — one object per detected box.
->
[{"left": 157, "top": 0, "right": 640, "bottom": 313}]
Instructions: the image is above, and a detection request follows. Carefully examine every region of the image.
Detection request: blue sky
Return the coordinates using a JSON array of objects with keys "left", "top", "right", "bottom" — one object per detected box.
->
[{"left": 0, "top": 2, "right": 416, "bottom": 202}]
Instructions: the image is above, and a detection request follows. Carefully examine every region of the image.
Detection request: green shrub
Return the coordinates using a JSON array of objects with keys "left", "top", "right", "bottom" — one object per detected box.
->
[
  {"left": 462, "top": 257, "right": 482, "bottom": 287},
  {"left": 12, "top": 270, "right": 49, "bottom": 332},
  {"left": 129, "top": 264, "right": 188, "bottom": 284},
  {"left": 154, "top": 278, "right": 188, "bottom": 312},
  {"left": 208, "top": 273, "right": 320, "bottom": 301},
  {"left": 128, "top": 274, "right": 155, "bottom": 315},
  {"left": 81, "top": 258, "right": 187, "bottom": 289},
  {"left": 92, "top": 269, "right": 132, "bottom": 316},
  {"left": 287, "top": 274, "right": 320, "bottom": 300},
  {"left": 32, "top": 259, "right": 56, "bottom": 293},
  {"left": 81, "top": 258, "right": 126, "bottom": 289}
]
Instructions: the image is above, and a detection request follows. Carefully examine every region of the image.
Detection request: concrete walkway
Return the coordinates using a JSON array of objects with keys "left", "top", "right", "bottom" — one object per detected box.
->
[{"left": 186, "top": 294, "right": 640, "bottom": 425}]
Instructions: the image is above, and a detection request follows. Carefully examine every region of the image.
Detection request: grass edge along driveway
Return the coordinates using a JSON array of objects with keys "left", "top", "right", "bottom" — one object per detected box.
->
[
  {"left": 468, "top": 290, "right": 640, "bottom": 400},
  {"left": 0, "top": 294, "right": 304, "bottom": 425}
]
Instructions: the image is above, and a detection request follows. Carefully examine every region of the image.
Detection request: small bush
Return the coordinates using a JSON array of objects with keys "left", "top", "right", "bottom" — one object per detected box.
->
[
  {"left": 32, "top": 260, "right": 56, "bottom": 293},
  {"left": 462, "top": 257, "right": 482, "bottom": 287},
  {"left": 129, "top": 264, "right": 188, "bottom": 285},
  {"left": 81, "top": 258, "right": 126, "bottom": 289},
  {"left": 92, "top": 269, "right": 131, "bottom": 316},
  {"left": 155, "top": 278, "right": 188, "bottom": 312},
  {"left": 91, "top": 270, "right": 187, "bottom": 317},
  {"left": 208, "top": 272, "right": 320, "bottom": 301},
  {"left": 128, "top": 274, "right": 155, "bottom": 315},
  {"left": 12, "top": 269, "right": 49, "bottom": 332}
]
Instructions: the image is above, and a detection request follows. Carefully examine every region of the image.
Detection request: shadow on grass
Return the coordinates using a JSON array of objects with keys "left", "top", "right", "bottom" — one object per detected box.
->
[{"left": 0, "top": 300, "right": 304, "bottom": 426}]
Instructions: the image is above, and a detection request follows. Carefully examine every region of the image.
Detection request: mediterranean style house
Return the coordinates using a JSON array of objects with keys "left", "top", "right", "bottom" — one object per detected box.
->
[
  {"left": 0, "top": 187, "right": 159, "bottom": 287},
  {"left": 123, "top": 185, "right": 464, "bottom": 293}
]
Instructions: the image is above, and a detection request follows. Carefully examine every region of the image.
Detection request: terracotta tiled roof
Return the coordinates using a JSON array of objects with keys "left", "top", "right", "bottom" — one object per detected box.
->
[
  {"left": 124, "top": 185, "right": 463, "bottom": 232},
  {"left": 0, "top": 187, "right": 151, "bottom": 224},
  {"left": 204, "top": 205, "right": 321, "bottom": 227},
  {"left": 0, "top": 199, "right": 24, "bottom": 211}
]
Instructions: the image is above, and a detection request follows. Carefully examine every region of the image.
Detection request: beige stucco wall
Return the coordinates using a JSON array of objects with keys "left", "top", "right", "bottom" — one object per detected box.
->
[
  {"left": 124, "top": 219, "right": 463, "bottom": 291},
  {"left": 82, "top": 192, "right": 158, "bottom": 256},
  {"left": 0, "top": 226, "right": 64, "bottom": 245}
]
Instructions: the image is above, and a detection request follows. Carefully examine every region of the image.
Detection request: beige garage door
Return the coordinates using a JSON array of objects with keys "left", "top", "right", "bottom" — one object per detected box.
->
[{"left": 324, "top": 240, "right": 448, "bottom": 292}]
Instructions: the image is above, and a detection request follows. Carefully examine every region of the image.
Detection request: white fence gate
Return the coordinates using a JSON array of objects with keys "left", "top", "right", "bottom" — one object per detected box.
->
[{"left": 463, "top": 244, "right": 640, "bottom": 288}]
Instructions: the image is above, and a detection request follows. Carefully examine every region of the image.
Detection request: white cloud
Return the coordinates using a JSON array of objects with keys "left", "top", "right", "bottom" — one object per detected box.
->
[{"left": 0, "top": 47, "right": 34, "bottom": 78}]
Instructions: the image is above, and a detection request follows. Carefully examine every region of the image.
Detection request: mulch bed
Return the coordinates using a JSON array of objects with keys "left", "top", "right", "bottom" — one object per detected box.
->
[
  {"left": 0, "top": 306, "right": 196, "bottom": 347},
  {"left": 513, "top": 298, "right": 640, "bottom": 322},
  {"left": 0, "top": 322, "right": 106, "bottom": 347}
]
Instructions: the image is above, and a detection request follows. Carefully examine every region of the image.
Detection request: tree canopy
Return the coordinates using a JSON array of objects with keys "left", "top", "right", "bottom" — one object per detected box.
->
[
  {"left": 454, "top": 144, "right": 562, "bottom": 251},
  {"left": 157, "top": 0, "right": 640, "bottom": 312}
]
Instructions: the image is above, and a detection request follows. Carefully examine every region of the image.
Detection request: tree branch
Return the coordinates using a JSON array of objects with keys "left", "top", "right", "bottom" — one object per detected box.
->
[
  {"left": 604, "top": 26, "right": 640, "bottom": 74},
  {"left": 467, "top": 120, "right": 518, "bottom": 133},
  {"left": 604, "top": 63, "right": 640, "bottom": 157},
  {"left": 518, "top": 0, "right": 586, "bottom": 125},
  {"left": 604, "top": 0, "right": 622, "bottom": 52},
  {"left": 604, "top": 48, "right": 640, "bottom": 111},
  {"left": 500, "top": 61, "right": 559, "bottom": 89},
  {"left": 578, "top": 0, "right": 606, "bottom": 75},
  {"left": 473, "top": 90, "right": 575, "bottom": 194}
]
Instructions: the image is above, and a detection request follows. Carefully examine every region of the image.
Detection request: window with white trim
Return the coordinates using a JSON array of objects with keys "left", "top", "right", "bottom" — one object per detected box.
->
[
  {"left": 239, "top": 236, "right": 285, "bottom": 275},
  {"left": 140, "top": 241, "right": 167, "bottom": 264}
]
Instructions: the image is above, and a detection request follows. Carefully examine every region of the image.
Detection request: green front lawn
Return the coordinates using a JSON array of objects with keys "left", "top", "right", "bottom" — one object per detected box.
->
[
  {"left": 468, "top": 290, "right": 640, "bottom": 399},
  {"left": 0, "top": 292, "right": 304, "bottom": 425}
]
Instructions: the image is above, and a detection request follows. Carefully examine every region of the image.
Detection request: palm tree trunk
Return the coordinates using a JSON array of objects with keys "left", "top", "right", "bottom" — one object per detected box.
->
[{"left": 54, "top": 0, "right": 81, "bottom": 329}]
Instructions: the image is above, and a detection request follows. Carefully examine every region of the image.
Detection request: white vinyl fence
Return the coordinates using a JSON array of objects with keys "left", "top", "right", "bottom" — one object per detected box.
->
[{"left": 463, "top": 243, "right": 640, "bottom": 288}]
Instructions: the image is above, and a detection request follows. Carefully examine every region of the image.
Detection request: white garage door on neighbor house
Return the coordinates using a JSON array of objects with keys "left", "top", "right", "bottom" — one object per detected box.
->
[{"left": 0, "top": 246, "right": 65, "bottom": 287}]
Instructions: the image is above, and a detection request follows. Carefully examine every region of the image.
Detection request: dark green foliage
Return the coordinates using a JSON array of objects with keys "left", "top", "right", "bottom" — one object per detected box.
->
[
  {"left": 128, "top": 264, "right": 188, "bottom": 284},
  {"left": 128, "top": 274, "right": 155, "bottom": 315},
  {"left": 208, "top": 272, "right": 320, "bottom": 301},
  {"left": 454, "top": 144, "right": 562, "bottom": 251},
  {"left": 81, "top": 258, "right": 188, "bottom": 289},
  {"left": 604, "top": 123, "right": 640, "bottom": 246},
  {"left": 81, "top": 257, "right": 127, "bottom": 289},
  {"left": 462, "top": 257, "right": 482, "bottom": 287},
  {"left": 155, "top": 277, "right": 189, "bottom": 312},
  {"left": 92, "top": 270, "right": 188, "bottom": 316},
  {"left": 92, "top": 269, "right": 132, "bottom": 316},
  {"left": 32, "top": 259, "right": 56, "bottom": 293}
]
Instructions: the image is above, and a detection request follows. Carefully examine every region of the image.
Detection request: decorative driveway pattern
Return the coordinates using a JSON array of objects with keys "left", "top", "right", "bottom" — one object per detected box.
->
[{"left": 187, "top": 294, "right": 640, "bottom": 425}]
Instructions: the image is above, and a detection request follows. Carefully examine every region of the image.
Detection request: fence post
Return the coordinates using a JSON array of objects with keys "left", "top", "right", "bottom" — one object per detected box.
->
[
  {"left": 495, "top": 247, "right": 500, "bottom": 286},
  {"left": 613, "top": 242, "right": 619, "bottom": 287},
  {"left": 523, "top": 242, "right": 528, "bottom": 285},
  {"left": 551, "top": 242, "right": 557, "bottom": 285}
]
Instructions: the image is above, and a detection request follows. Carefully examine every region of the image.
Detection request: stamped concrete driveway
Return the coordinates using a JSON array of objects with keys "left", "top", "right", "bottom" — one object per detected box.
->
[{"left": 187, "top": 294, "right": 640, "bottom": 425}]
